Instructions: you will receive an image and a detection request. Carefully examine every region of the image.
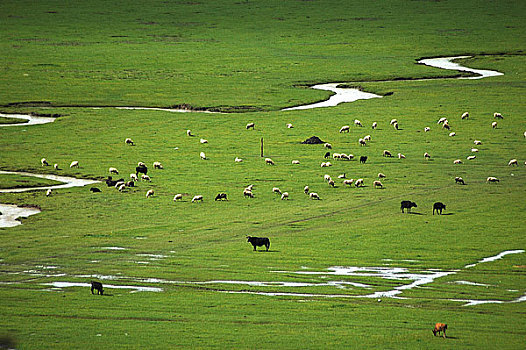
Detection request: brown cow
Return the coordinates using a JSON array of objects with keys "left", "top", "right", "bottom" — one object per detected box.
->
[{"left": 432, "top": 323, "right": 447, "bottom": 338}]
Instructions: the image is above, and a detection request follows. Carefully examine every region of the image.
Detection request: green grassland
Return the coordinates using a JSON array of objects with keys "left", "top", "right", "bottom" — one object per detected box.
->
[{"left": 1, "top": 0, "right": 525, "bottom": 349}]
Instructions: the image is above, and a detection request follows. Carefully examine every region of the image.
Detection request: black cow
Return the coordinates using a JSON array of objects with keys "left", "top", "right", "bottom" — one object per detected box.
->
[
  {"left": 136, "top": 164, "right": 148, "bottom": 177},
  {"left": 401, "top": 200, "right": 417, "bottom": 213},
  {"left": 215, "top": 193, "right": 227, "bottom": 201},
  {"left": 324, "top": 151, "right": 331, "bottom": 159},
  {"left": 90, "top": 187, "right": 101, "bottom": 193},
  {"left": 247, "top": 236, "right": 270, "bottom": 251},
  {"left": 105, "top": 176, "right": 124, "bottom": 187},
  {"left": 91, "top": 281, "right": 104, "bottom": 295},
  {"left": 360, "top": 156, "right": 368, "bottom": 164},
  {"left": 433, "top": 202, "right": 446, "bottom": 215}
]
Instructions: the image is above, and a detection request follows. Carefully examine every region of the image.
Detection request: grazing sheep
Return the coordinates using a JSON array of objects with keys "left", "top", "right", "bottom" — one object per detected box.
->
[
  {"left": 390, "top": 119, "right": 397, "bottom": 126},
  {"left": 400, "top": 200, "right": 417, "bottom": 213},
  {"left": 41, "top": 158, "right": 49, "bottom": 166},
  {"left": 449, "top": 132, "right": 456, "bottom": 137},
  {"left": 130, "top": 174, "right": 138, "bottom": 181},
  {"left": 200, "top": 152, "right": 207, "bottom": 160},
  {"left": 192, "top": 195, "right": 203, "bottom": 202},
  {"left": 437, "top": 117, "right": 447, "bottom": 124},
  {"left": 281, "top": 192, "right": 289, "bottom": 200},
  {"left": 246, "top": 184, "right": 254, "bottom": 191},
  {"left": 467, "top": 155, "right": 476, "bottom": 160},
  {"left": 432, "top": 323, "right": 447, "bottom": 338},
  {"left": 53, "top": 163, "right": 59, "bottom": 170},
  {"left": 383, "top": 150, "right": 393, "bottom": 157},
  {"left": 46, "top": 189, "right": 52, "bottom": 197},
  {"left": 461, "top": 112, "right": 469, "bottom": 119},
  {"left": 141, "top": 174, "right": 151, "bottom": 181},
  {"left": 286, "top": 123, "right": 294, "bottom": 128},
  {"left": 328, "top": 179, "right": 335, "bottom": 187},
  {"left": 433, "top": 202, "right": 446, "bottom": 215},
  {"left": 424, "top": 127, "right": 430, "bottom": 132},
  {"left": 343, "top": 179, "right": 354, "bottom": 186},
  {"left": 338, "top": 173, "right": 346, "bottom": 179},
  {"left": 309, "top": 192, "right": 320, "bottom": 200},
  {"left": 243, "top": 189, "right": 254, "bottom": 198},
  {"left": 137, "top": 161, "right": 146, "bottom": 167},
  {"left": 424, "top": 152, "right": 431, "bottom": 159},
  {"left": 125, "top": 181, "right": 134, "bottom": 187},
  {"left": 339, "top": 125, "right": 350, "bottom": 133},
  {"left": 471, "top": 148, "right": 479, "bottom": 152},
  {"left": 321, "top": 162, "right": 332, "bottom": 167},
  {"left": 354, "top": 178, "right": 364, "bottom": 187},
  {"left": 109, "top": 167, "right": 119, "bottom": 174},
  {"left": 398, "top": 153, "right": 406, "bottom": 159},
  {"left": 455, "top": 176, "right": 465, "bottom": 185},
  {"left": 304, "top": 186, "right": 309, "bottom": 194},
  {"left": 324, "top": 174, "right": 332, "bottom": 182},
  {"left": 491, "top": 121, "right": 498, "bottom": 129},
  {"left": 235, "top": 157, "right": 243, "bottom": 162},
  {"left": 333, "top": 153, "right": 341, "bottom": 159},
  {"left": 292, "top": 160, "right": 300, "bottom": 164},
  {"left": 372, "top": 122, "right": 378, "bottom": 129},
  {"left": 364, "top": 135, "right": 371, "bottom": 141},
  {"left": 343, "top": 154, "right": 354, "bottom": 160},
  {"left": 378, "top": 173, "right": 386, "bottom": 178},
  {"left": 173, "top": 193, "right": 183, "bottom": 201},
  {"left": 474, "top": 140, "right": 482, "bottom": 145},
  {"left": 90, "top": 187, "right": 101, "bottom": 193},
  {"left": 215, "top": 193, "right": 227, "bottom": 201},
  {"left": 494, "top": 112, "right": 503, "bottom": 119},
  {"left": 272, "top": 187, "right": 282, "bottom": 195},
  {"left": 354, "top": 119, "right": 363, "bottom": 127},
  {"left": 373, "top": 180, "right": 383, "bottom": 188},
  {"left": 442, "top": 122, "right": 450, "bottom": 130},
  {"left": 359, "top": 138, "right": 367, "bottom": 146},
  {"left": 186, "top": 129, "right": 194, "bottom": 136},
  {"left": 508, "top": 159, "right": 518, "bottom": 166},
  {"left": 524, "top": 131, "right": 526, "bottom": 138},
  {"left": 393, "top": 122, "right": 399, "bottom": 130},
  {"left": 324, "top": 143, "right": 332, "bottom": 149},
  {"left": 324, "top": 151, "right": 331, "bottom": 159},
  {"left": 360, "top": 156, "right": 367, "bottom": 164},
  {"left": 453, "top": 159, "right": 462, "bottom": 164},
  {"left": 246, "top": 122, "right": 255, "bottom": 129},
  {"left": 125, "top": 138, "right": 134, "bottom": 145},
  {"left": 265, "top": 157, "right": 275, "bottom": 165},
  {"left": 118, "top": 183, "right": 126, "bottom": 192},
  {"left": 114, "top": 181, "right": 125, "bottom": 189},
  {"left": 146, "top": 189, "right": 154, "bottom": 198},
  {"left": 200, "top": 138, "right": 208, "bottom": 144},
  {"left": 153, "top": 161, "right": 163, "bottom": 169},
  {"left": 487, "top": 176, "right": 499, "bottom": 183},
  {"left": 70, "top": 161, "right": 79, "bottom": 168}
]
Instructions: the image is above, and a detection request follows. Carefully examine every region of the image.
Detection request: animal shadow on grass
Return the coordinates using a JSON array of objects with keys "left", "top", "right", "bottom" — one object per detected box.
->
[
  {"left": 408, "top": 212, "right": 424, "bottom": 215},
  {"left": 441, "top": 213, "right": 454, "bottom": 216}
]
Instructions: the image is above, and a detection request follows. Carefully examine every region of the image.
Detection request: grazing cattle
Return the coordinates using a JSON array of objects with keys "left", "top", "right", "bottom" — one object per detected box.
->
[
  {"left": 454, "top": 177, "right": 465, "bottom": 185},
  {"left": 360, "top": 156, "right": 367, "bottom": 164},
  {"left": 432, "top": 323, "right": 447, "bottom": 338},
  {"left": 91, "top": 281, "right": 104, "bottom": 295},
  {"left": 324, "top": 151, "right": 331, "bottom": 159},
  {"left": 400, "top": 200, "right": 417, "bottom": 213},
  {"left": 247, "top": 236, "right": 270, "bottom": 251},
  {"left": 215, "top": 193, "right": 227, "bottom": 201},
  {"left": 105, "top": 177, "right": 124, "bottom": 187},
  {"left": 136, "top": 164, "right": 148, "bottom": 177},
  {"left": 433, "top": 202, "right": 446, "bottom": 215},
  {"left": 90, "top": 187, "right": 102, "bottom": 193}
]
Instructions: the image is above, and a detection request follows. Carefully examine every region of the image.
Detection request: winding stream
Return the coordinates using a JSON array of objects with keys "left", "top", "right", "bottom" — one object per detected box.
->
[{"left": 0, "top": 113, "right": 56, "bottom": 127}]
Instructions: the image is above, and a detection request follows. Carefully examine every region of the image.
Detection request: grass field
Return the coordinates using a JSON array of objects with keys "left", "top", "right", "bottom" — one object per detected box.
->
[{"left": 1, "top": 0, "right": 525, "bottom": 349}]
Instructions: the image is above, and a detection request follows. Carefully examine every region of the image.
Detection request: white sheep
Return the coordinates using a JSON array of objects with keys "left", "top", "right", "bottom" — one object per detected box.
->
[
  {"left": 118, "top": 183, "right": 126, "bottom": 192},
  {"left": 153, "top": 161, "right": 163, "bottom": 169},
  {"left": 243, "top": 189, "right": 254, "bottom": 198},
  {"left": 338, "top": 173, "right": 346, "bottom": 179},
  {"left": 449, "top": 132, "right": 456, "bottom": 137},
  {"left": 125, "top": 138, "right": 134, "bottom": 145},
  {"left": 343, "top": 154, "right": 354, "bottom": 160},
  {"left": 324, "top": 143, "right": 332, "bottom": 149},
  {"left": 372, "top": 122, "right": 378, "bottom": 129},
  {"left": 359, "top": 138, "right": 367, "bottom": 146},
  {"left": 424, "top": 152, "right": 431, "bottom": 159},
  {"left": 70, "top": 161, "right": 79, "bottom": 168},
  {"left": 281, "top": 192, "right": 289, "bottom": 200},
  {"left": 200, "top": 138, "right": 208, "bottom": 144},
  {"left": 46, "top": 189, "right": 52, "bottom": 197},
  {"left": 393, "top": 122, "right": 399, "bottom": 130},
  {"left": 333, "top": 153, "right": 341, "bottom": 159},
  {"left": 114, "top": 181, "right": 125, "bottom": 189},
  {"left": 494, "top": 112, "right": 503, "bottom": 119},
  {"left": 173, "top": 193, "right": 183, "bottom": 201},
  {"left": 235, "top": 157, "right": 243, "bottom": 163},
  {"left": 272, "top": 187, "right": 282, "bottom": 195},
  {"left": 130, "top": 174, "right": 138, "bottom": 181},
  {"left": 286, "top": 123, "right": 294, "bottom": 129},
  {"left": 41, "top": 158, "right": 49, "bottom": 166},
  {"left": 486, "top": 176, "right": 499, "bottom": 183},
  {"left": 437, "top": 117, "right": 447, "bottom": 124},
  {"left": 321, "top": 162, "right": 332, "bottom": 167},
  {"left": 146, "top": 189, "right": 154, "bottom": 198},
  {"left": 442, "top": 122, "right": 450, "bottom": 130},
  {"left": 354, "top": 119, "right": 363, "bottom": 127},
  {"left": 461, "top": 112, "right": 469, "bottom": 119},
  {"left": 354, "top": 178, "right": 364, "bottom": 187},
  {"left": 246, "top": 122, "right": 255, "bottom": 129},
  {"left": 378, "top": 173, "right": 386, "bottom": 178},
  {"left": 141, "top": 174, "right": 151, "bottom": 181},
  {"left": 265, "top": 157, "right": 275, "bottom": 165},
  {"left": 373, "top": 180, "right": 383, "bottom": 188},
  {"left": 292, "top": 160, "right": 300, "bottom": 164},
  {"left": 339, "top": 125, "right": 350, "bottom": 133},
  {"left": 471, "top": 148, "right": 479, "bottom": 152},
  {"left": 343, "top": 179, "right": 354, "bottom": 186},
  {"left": 192, "top": 195, "right": 203, "bottom": 202},
  {"left": 324, "top": 174, "right": 332, "bottom": 182},
  {"left": 187, "top": 129, "right": 194, "bottom": 136},
  {"left": 453, "top": 159, "right": 462, "bottom": 164},
  {"left": 390, "top": 119, "right": 397, "bottom": 125},
  {"left": 200, "top": 152, "right": 207, "bottom": 160},
  {"left": 424, "top": 127, "right": 430, "bottom": 132},
  {"left": 363, "top": 135, "right": 371, "bottom": 141},
  {"left": 383, "top": 150, "right": 393, "bottom": 157},
  {"left": 328, "top": 179, "right": 335, "bottom": 187},
  {"left": 467, "top": 155, "right": 476, "bottom": 160},
  {"left": 398, "top": 153, "right": 406, "bottom": 159},
  {"left": 508, "top": 159, "right": 518, "bottom": 166},
  {"left": 474, "top": 140, "right": 482, "bottom": 145},
  {"left": 309, "top": 192, "right": 320, "bottom": 200},
  {"left": 491, "top": 121, "right": 498, "bottom": 129},
  {"left": 246, "top": 184, "right": 254, "bottom": 191},
  {"left": 523, "top": 131, "right": 526, "bottom": 138},
  {"left": 109, "top": 167, "right": 119, "bottom": 174},
  {"left": 53, "top": 163, "right": 59, "bottom": 170},
  {"left": 304, "top": 185, "right": 309, "bottom": 194},
  {"left": 138, "top": 161, "right": 146, "bottom": 167}
]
